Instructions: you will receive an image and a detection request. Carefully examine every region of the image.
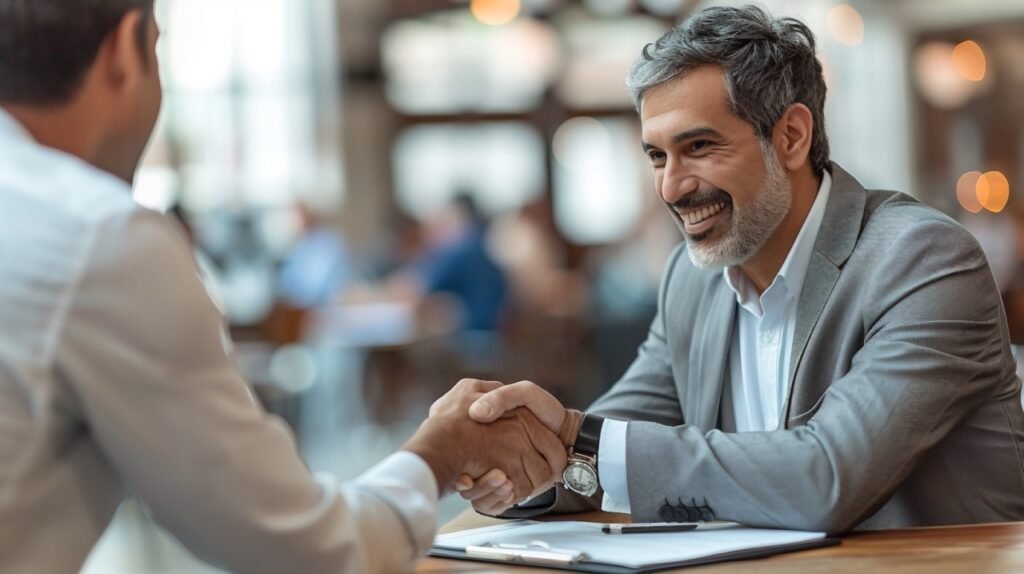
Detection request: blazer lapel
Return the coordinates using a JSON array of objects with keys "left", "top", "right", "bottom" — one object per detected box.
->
[
  {"left": 689, "top": 275, "right": 736, "bottom": 431},
  {"left": 784, "top": 164, "right": 866, "bottom": 421}
]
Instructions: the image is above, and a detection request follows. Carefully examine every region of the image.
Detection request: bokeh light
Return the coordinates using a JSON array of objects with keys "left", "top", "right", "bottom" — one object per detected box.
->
[
  {"left": 977, "top": 171, "right": 1010, "bottom": 213},
  {"left": 952, "top": 40, "right": 987, "bottom": 82},
  {"left": 914, "top": 41, "right": 981, "bottom": 109},
  {"left": 470, "top": 0, "right": 521, "bottom": 26},
  {"left": 957, "top": 171, "right": 984, "bottom": 213},
  {"left": 826, "top": 4, "right": 864, "bottom": 47}
]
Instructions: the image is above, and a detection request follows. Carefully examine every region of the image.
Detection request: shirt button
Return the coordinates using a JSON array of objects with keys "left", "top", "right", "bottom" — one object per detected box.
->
[{"left": 761, "top": 331, "right": 775, "bottom": 344}]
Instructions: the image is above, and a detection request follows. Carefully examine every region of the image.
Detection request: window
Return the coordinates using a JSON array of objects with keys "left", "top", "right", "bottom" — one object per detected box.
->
[{"left": 392, "top": 122, "right": 546, "bottom": 218}]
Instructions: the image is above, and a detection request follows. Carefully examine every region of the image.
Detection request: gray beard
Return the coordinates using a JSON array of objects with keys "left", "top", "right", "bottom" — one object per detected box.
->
[{"left": 685, "top": 147, "right": 792, "bottom": 269}]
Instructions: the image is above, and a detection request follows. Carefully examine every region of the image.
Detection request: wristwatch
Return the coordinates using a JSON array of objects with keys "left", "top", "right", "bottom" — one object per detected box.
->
[{"left": 562, "top": 413, "right": 604, "bottom": 497}]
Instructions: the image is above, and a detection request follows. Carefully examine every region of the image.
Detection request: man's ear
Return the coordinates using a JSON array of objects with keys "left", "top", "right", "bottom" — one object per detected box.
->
[
  {"left": 773, "top": 103, "right": 814, "bottom": 172},
  {"left": 97, "top": 10, "right": 148, "bottom": 97}
]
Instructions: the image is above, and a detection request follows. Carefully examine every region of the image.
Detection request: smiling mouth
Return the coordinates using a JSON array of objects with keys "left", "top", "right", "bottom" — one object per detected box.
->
[{"left": 681, "top": 201, "right": 728, "bottom": 226}]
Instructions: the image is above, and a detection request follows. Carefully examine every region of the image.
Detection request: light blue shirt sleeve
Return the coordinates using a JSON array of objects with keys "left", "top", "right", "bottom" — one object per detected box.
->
[{"left": 598, "top": 418, "right": 631, "bottom": 513}]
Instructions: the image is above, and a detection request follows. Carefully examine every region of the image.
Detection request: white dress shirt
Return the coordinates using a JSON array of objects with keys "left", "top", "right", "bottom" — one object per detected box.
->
[
  {"left": 598, "top": 171, "right": 833, "bottom": 513},
  {"left": 0, "top": 109, "right": 438, "bottom": 574}
]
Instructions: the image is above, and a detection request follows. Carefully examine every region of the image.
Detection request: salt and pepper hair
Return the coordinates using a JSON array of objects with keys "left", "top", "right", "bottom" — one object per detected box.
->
[{"left": 627, "top": 4, "right": 831, "bottom": 176}]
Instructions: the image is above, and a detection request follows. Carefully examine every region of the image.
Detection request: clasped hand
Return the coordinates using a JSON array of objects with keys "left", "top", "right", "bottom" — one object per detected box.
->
[{"left": 409, "top": 378, "right": 580, "bottom": 515}]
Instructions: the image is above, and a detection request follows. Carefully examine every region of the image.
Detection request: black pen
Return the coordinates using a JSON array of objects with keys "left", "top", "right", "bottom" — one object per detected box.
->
[{"left": 602, "top": 522, "right": 699, "bottom": 534}]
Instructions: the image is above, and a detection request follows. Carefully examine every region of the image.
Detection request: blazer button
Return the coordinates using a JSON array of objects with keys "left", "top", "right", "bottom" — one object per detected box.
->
[
  {"left": 659, "top": 503, "right": 677, "bottom": 522},
  {"left": 684, "top": 505, "right": 701, "bottom": 522}
]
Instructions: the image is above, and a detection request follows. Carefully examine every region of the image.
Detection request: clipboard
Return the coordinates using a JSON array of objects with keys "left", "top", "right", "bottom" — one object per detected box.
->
[{"left": 430, "top": 520, "right": 840, "bottom": 573}]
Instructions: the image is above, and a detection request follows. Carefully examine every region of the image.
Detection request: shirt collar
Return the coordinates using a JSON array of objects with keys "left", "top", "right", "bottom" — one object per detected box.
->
[{"left": 723, "top": 169, "right": 833, "bottom": 308}]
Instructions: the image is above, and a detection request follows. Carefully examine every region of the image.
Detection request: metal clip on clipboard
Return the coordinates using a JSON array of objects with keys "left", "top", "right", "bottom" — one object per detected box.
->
[{"left": 466, "top": 540, "right": 588, "bottom": 565}]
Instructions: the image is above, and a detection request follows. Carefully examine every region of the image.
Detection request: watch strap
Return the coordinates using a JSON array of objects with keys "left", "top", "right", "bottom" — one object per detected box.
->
[{"left": 573, "top": 413, "right": 604, "bottom": 457}]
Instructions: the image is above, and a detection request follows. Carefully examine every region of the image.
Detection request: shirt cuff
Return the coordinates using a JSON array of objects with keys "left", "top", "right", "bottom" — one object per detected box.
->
[
  {"left": 598, "top": 418, "right": 631, "bottom": 513},
  {"left": 353, "top": 451, "right": 440, "bottom": 556}
]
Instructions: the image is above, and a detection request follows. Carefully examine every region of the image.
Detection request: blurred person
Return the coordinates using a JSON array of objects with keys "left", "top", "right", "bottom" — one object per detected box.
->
[
  {"left": 277, "top": 201, "right": 353, "bottom": 310},
  {"left": 0, "top": 2, "right": 567, "bottom": 573},
  {"left": 488, "top": 198, "right": 590, "bottom": 319},
  {"left": 452, "top": 5, "right": 1024, "bottom": 532},
  {"left": 389, "top": 192, "right": 508, "bottom": 334}
]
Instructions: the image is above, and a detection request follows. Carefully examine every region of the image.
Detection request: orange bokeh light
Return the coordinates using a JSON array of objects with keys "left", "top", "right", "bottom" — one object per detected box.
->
[
  {"left": 827, "top": 4, "right": 865, "bottom": 47},
  {"left": 957, "top": 171, "right": 984, "bottom": 213},
  {"left": 977, "top": 171, "right": 1010, "bottom": 213},
  {"left": 470, "top": 0, "right": 520, "bottom": 26},
  {"left": 952, "top": 40, "right": 986, "bottom": 82}
]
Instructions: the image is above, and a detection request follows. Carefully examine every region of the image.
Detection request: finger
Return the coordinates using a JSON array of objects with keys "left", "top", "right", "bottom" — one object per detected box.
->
[
  {"left": 470, "top": 379, "right": 504, "bottom": 393},
  {"left": 430, "top": 379, "right": 504, "bottom": 416},
  {"left": 458, "top": 469, "right": 508, "bottom": 500},
  {"left": 473, "top": 488, "right": 517, "bottom": 516},
  {"left": 469, "top": 381, "right": 566, "bottom": 431},
  {"left": 517, "top": 409, "right": 569, "bottom": 482},
  {"left": 468, "top": 481, "right": 514, "bottom": 510},
  {"left": 453, "top": 474, "right": 474, "bottom": 493}
]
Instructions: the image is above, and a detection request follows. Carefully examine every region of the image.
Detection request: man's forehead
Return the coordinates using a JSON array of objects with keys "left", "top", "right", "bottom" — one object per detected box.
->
[
  {"left": 640, "top": 65, "right": 732, "bottom": 128},
  {"left": 638, "top": 65, "right": 745, "bottom": 143}
]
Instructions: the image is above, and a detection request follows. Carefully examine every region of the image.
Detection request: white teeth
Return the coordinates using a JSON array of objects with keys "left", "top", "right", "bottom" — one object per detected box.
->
[{"left": 684, "top": 201, "right": 727, "bottom": 226}]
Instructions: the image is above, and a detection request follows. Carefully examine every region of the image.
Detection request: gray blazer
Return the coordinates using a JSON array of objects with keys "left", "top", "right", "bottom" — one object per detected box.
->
[{"left": 521, "top": 164, "right": 1024, "bottom": 533}]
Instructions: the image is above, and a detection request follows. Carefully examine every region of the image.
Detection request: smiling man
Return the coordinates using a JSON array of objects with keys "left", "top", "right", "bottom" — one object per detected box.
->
[{"left": 453, "top": 4, "right": 1024, "bottom": 532}]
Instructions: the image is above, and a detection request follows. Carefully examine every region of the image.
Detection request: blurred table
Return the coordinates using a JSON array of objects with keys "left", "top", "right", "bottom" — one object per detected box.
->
[{"left": 417, "top": 511, "right": 1024, "bottom": 573}]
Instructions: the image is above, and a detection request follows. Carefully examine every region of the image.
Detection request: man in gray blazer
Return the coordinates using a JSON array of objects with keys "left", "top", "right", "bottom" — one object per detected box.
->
[{"left": 454, "top": 5, "right": 1024, "bottom": 532}]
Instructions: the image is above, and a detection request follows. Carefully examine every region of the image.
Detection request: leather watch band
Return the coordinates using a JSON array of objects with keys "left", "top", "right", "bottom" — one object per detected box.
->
[{"left": 573, "top": 413, "right": 604, "bottom": 457}]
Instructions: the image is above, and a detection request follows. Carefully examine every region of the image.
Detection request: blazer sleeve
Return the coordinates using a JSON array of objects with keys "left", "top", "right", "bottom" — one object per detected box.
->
[
  {"left": 623, "top": 218, "right": 1012, "bottom": 533},
  {"left": 56, "top": 210, "right": 438, "bottom": 574}
]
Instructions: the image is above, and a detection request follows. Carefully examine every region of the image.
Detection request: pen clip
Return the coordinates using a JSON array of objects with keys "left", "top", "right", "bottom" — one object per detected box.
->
[{"left": 466, "top": 540, "right": 587, "bottom": 564}]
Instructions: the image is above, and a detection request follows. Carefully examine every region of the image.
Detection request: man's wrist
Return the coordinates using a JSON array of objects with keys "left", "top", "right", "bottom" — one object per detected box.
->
[
  {"left": 402, "top": 420, "right": 462, "bottom": 493},
  {"left": 558, "top": 409, "right": 585, "bottom": 447}
]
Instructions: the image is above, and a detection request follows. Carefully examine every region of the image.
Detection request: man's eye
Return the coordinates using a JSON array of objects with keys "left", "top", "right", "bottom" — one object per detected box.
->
[
  {"left": 648, "top": 151, "right": 666, "bottom": 163},
  {"left": 690, "top": 140, "right": 711, "bottom": 153}
]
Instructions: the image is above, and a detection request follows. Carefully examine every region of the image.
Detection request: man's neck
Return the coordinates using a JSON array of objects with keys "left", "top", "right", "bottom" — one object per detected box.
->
[
  {"left": 738, "top": 169, "right": 821, "bottom": 294},
  {"left": 0, "top": 102, "right": 103, "bottom": 165}
]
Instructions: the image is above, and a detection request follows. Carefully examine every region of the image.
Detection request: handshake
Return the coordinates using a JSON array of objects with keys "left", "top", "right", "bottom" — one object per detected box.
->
[{"left": 402, "top": 379, "right": 583, "bottom": 515}]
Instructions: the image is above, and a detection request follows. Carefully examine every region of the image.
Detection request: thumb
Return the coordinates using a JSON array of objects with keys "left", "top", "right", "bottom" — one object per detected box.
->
[{"left": 469, "top": 381, "right": 566, "bottom": 432}]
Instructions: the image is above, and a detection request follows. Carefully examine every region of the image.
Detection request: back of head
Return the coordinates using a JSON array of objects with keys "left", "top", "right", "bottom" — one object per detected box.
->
[
  {"left": 626, "top": 4, "right": 830, "bottom": 176},
  {"left": 0, "top": 0, "right": 153, "bottom": 106}
]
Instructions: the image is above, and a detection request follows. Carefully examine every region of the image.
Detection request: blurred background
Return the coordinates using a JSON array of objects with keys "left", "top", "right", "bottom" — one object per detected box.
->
[{"left": 86, "top": 0, "right": 1024, "bottom": 571}]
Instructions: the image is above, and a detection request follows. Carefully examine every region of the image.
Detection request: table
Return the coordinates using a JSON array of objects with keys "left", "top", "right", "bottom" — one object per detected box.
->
[{"left": 416, "top": 511, "right": 1024, "bottom": 573}]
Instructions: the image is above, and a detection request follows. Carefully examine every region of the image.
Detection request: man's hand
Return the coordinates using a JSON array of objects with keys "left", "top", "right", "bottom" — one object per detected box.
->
[
  {"left": 401, "top": 379, "right": 568, "bottom": 507},
  {"left": 452, "top": 380, "right": 584, "bottom": 515},
  {"left": 469, "top": 380, "right": 582, "bottom": 445}
]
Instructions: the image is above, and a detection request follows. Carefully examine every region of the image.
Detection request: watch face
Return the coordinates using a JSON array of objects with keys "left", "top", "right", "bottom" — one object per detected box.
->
[{"left": 563, "top": 461, "right": 598, "bottom": 497}]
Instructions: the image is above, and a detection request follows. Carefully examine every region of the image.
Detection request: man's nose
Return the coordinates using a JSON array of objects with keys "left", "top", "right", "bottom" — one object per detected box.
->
[{"left": 661, "top": 173, "right": 701, "bottom": 206}]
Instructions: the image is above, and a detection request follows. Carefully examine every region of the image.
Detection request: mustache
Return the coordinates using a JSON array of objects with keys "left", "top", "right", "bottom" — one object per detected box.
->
[{"left": 671, "top": 188, "right": 732, "bottom": 211}]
